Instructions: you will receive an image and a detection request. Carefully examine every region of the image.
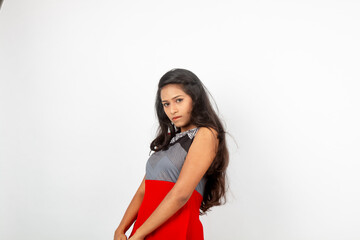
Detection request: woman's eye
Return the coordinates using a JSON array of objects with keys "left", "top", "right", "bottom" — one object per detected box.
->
[{"left": 163, "top": 99, "right": 182, "bottom": 107}]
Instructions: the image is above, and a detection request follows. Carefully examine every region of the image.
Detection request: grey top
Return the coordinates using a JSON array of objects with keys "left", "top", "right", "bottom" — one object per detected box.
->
[{"left": 145, "top": 127, "right": 207, "bottom": 196}]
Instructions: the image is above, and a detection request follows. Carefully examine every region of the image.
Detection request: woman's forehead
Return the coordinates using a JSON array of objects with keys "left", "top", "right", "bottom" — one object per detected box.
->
[{"left": 160, "top": 84, "right": 186, "bottom": 99}]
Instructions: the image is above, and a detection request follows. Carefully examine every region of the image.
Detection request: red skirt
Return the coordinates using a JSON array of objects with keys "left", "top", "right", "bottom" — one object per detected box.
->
[{"left": 129, "top": 180, "right": 204, "bottom": 239}]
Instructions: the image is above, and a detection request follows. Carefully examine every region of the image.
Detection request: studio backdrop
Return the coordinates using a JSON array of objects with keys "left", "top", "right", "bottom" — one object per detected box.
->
[{"left": 0, "top": 0, "right": 359, "bottom": 240}]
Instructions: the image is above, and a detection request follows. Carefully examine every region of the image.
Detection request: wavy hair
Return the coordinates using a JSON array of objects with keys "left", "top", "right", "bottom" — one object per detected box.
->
[{"left": 150, "top": 68, "right": 229, "bottom": 214}]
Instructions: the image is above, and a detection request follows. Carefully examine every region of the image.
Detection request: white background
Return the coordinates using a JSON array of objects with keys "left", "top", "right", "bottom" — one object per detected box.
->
[{"left": 1, "top": 0, "right": 359, "bottom": 239}]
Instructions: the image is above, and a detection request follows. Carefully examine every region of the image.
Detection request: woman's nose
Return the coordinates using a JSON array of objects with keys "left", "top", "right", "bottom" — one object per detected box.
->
[{"left": 170, "top": 105, "right": 178, "bottom": 114}]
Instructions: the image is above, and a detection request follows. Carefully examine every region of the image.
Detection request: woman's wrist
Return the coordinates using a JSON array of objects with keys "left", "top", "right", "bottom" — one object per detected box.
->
[
  {"left": 116, "top": 226, "right": 126, "bottom": 234},
  {"left": 133, "top": 227, "right": 146, "bottom": 238}
]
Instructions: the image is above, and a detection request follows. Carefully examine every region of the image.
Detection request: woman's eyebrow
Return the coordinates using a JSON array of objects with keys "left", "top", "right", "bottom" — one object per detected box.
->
[{"left": 161, "top": 95, "right": 183, "bottom": 102}]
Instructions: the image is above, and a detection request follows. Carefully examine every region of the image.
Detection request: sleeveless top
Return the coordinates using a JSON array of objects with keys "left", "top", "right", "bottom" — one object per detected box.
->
[{"left": 129, "top": 127, "right": 206, "bottom": 239}]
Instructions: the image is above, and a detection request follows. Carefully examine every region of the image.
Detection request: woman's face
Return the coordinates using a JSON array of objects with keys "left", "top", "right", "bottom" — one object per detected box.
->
[{"left": 160, "top": 84, "right": 196, "bottom": 133}]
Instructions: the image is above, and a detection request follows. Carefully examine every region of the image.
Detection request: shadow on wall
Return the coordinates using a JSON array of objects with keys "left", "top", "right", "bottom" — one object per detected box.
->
[{"left": 0, "top": 0, "right": 3, "bottom": 10}]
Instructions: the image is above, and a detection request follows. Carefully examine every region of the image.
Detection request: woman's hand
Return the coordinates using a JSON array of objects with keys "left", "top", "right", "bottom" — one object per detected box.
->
[{"left": 114, "top": 228, "right": 128, "bottom": 240}]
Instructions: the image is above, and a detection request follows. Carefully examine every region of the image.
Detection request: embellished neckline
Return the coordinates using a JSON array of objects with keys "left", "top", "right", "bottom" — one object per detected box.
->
[
  {"left": 178, "top": 127, "right": 198, "bottom": 135},
  {"left": 170, "top": 127, "right": 199, "bottom": 144}
]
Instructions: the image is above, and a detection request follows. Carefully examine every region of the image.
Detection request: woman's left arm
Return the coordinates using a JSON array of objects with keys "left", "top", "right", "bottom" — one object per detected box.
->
[{"left": 129, "top": 127, "right": 219, "bottom": 240}]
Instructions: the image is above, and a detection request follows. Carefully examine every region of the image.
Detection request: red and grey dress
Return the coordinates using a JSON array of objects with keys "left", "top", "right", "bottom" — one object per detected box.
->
[{"left": 129, "top": 127, "right": 206, "bottom": 239}]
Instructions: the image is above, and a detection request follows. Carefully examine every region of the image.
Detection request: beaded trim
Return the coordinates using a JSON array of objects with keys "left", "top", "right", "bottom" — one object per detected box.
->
[{"left": 170, "top": 127, "right": 199, "bottom": 144}]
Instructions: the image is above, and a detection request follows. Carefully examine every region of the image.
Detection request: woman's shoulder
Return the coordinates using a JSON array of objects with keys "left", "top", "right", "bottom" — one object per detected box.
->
[
  {"left": 197, "top": 126, "right": 218, "bottom": 138},
  {"left": 194, "top": 127, "right": 219, "bottom": 147},
  {"left": 189, "top": 127, "right": 219, "bottom": 157}
]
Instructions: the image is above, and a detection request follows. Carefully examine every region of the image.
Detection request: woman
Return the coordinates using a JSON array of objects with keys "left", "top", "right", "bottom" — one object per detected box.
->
[{"left": 114, "top": 68, "right": 229, "bottom": 240}]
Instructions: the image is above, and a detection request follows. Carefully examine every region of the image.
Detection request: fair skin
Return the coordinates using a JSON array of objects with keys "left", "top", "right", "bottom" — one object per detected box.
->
[{"left": 114, "top": 84, "right": 218, "bottom": 240}]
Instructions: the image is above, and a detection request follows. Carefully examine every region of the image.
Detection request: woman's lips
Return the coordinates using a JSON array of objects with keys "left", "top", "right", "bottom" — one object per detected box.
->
[{"left": 172, "top": 116, "right": 181, "bottom": 121}]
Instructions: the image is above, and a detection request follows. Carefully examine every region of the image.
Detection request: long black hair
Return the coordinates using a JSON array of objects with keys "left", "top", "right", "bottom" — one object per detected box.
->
[{"left": 150, "top": 68, "right": 229, "bottom": 214}]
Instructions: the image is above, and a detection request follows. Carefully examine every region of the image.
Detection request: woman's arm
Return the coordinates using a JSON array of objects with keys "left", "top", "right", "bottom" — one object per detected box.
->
[
  {"left": 129, "top": 127, "right": 219, "bottom": 240},
  {"left": 114, "top": 175, "right": 146, "bottom": 239}
]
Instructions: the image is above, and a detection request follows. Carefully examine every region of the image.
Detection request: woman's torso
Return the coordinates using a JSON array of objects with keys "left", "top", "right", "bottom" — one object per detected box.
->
[{"left": 129, "top": 127, "right": 206, "bottom": 239}]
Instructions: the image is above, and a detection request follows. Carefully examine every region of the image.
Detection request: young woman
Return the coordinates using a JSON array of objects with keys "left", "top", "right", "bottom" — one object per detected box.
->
[{"left": 114, "top": 68, "right": 229, "bottom": 240}]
